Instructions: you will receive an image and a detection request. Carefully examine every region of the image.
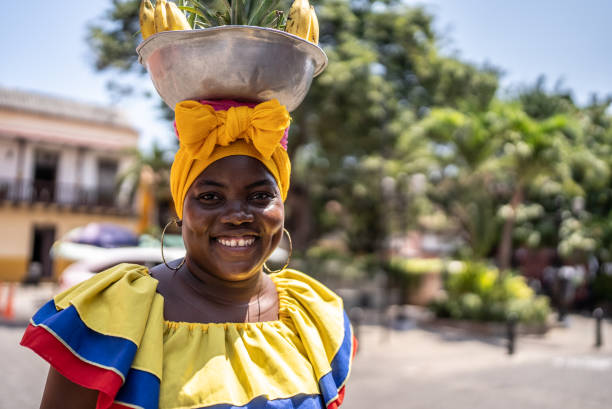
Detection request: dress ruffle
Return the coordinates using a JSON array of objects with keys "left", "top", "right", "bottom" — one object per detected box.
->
[
  {"left": 21, "top": 263, "right": 162, "bottom": 409},
  {"left": 21, "top": 265, "right": 355, "bottom": 409}
]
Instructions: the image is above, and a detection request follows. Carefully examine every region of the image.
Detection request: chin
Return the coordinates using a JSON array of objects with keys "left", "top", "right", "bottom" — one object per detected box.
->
[{"left": 215, "top": 264, "right": 263, "bottom": 281}]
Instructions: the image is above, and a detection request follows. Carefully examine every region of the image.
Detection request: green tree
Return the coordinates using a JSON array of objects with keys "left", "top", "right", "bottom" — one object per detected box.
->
[{"left": 410, "top": 106, "right": 503, "bottom": 260}]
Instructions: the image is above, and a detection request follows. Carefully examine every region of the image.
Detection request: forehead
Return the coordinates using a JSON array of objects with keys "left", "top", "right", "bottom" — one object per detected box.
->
[{"left": 192, "top": 155, "right": 277, "bottom": 187}]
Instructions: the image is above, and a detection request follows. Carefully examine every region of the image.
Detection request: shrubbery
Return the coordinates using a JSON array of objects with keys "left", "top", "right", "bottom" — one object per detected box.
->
[{"left": 430, "top": 262, "right": 551, "bottom": 324}]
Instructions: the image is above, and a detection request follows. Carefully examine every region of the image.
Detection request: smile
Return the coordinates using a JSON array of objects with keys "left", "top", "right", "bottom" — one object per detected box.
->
[{"left": 216, "top": 237, "right": 257, "bottom": 248}]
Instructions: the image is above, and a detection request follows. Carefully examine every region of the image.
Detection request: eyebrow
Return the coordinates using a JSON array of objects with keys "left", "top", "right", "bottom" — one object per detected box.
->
[
  {"left": 246, "top": 179, "right": 275, "bottom": 189},
  {"left": 194, "top": 179, "right": 275, "bottom": 189},
  {"left": 195, "top": 180, "right": 226, "bottom": 188}
]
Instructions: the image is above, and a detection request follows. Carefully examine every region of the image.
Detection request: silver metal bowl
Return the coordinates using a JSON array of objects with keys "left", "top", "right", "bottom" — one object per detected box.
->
[{"left": 136, "top": 26, "right": 327, "bottom": 112}]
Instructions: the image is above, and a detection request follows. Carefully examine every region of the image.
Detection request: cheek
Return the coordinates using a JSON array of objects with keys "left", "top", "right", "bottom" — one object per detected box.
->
[
  {"left": 261, "top": 203, "right": 284, "bottom": 249},
  {"left": 262, "top": 202, "right": 284, "bottom": 229},
  {"left": 182, "top": 202, "right": 212, "bottom": 236}
]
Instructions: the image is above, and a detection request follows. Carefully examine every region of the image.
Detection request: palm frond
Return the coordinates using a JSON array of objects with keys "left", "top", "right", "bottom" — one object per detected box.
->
[{"left": 179, "top": 0, "right": 288, "bottom": 28}]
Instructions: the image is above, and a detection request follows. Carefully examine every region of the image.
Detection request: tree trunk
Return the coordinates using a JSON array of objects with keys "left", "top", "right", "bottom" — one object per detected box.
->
[{"left": 497, "top": 182, "right": 524, "bottom": 271}]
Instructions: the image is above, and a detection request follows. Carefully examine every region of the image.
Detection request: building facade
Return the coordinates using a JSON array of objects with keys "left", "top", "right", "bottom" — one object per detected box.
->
[{"left": 0, "top": 88, "right": 139, "bottom": 282}]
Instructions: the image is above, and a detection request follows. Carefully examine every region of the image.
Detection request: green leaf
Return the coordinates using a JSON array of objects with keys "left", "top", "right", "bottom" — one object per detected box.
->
[
  {"left": 178, "top": 6, "right": 211, "bottom": 25},
  {"left": 247, "top": 0, "right": 272, "bottom": 25}
]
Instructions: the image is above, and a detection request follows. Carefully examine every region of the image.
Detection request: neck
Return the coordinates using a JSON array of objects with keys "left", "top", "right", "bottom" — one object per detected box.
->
[{"left": 182, "top": 257, "right": 263, "bottom": 305}]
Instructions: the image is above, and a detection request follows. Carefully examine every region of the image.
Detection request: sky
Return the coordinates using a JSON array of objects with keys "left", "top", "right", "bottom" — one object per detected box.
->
[{"left": 1, "top": 1, "right": 612, "bottom": 151}]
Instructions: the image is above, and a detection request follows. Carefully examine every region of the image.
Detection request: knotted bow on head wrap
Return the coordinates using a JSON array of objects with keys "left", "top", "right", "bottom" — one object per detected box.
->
[{"left": 170, "top": 99, "right": 291, "bottom": 219}]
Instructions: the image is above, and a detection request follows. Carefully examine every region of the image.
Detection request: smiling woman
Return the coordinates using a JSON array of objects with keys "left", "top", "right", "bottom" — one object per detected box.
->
[
  {"left": 20, "top": 96, "right": 356, "bottom": 409},
  {"left": 182, "top": 156, "right": 285, "bottom": 283}
]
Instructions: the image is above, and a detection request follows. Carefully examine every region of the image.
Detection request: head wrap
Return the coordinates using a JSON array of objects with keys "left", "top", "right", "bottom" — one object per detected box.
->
[{"left": 170, "top": 99, "right": 291, "bottom": 219}]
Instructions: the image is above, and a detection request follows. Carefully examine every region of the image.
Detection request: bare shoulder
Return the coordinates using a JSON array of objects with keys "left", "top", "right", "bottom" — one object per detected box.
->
[{"left": 149, "top": 259, "right": 184, "bottom": 295}]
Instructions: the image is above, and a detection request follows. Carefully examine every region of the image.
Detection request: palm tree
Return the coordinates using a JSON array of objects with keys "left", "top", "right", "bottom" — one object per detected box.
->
[
  {"left": 494, "top": 103, "right": 573, "bottom": 269},
  {"left": 117, "top": 143, "right": 174, "bottom": 233},
  {"left": 414, "top": 106, "right": 503, "bottom": 260}
]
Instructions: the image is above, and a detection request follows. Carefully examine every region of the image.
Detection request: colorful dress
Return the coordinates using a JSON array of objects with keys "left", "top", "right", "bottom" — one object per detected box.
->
[{"left": 20, "top": 264, "right": 356, "bottom": 409}]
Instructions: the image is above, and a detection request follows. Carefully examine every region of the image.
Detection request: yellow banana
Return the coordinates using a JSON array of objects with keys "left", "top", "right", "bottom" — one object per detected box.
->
[
  {"left": 139, "top": 0, "right": 156, "bottom": 39},
  {"left": 166, "top": 1, "right": 192, "bottom": 31},
  {"left": 154, "top": 0, "right": 169, "bottom": 33},
  {"left": 308, "top": 5, "right": 319, "bottom": 45},
  {"left": 285, "top": 0, "right": 312, "bottom": 41}
]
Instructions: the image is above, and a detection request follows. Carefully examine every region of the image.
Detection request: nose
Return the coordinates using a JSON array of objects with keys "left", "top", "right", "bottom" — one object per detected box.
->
[{"left": 220, "top": 200, "right": 254, "bottom": 225}]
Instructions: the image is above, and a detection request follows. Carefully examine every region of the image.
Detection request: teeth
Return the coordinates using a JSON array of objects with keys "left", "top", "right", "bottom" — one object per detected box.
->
[{"left": 218, "top": 237, "right": 255, "bottom": 247}]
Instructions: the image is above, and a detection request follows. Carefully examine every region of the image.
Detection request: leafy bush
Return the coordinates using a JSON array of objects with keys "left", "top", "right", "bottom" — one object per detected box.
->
[
  {"left": 430, "top": 262, "right": 551, "bottom": 324},
  {"left": 387, "top": 257, "right": 446, "bottom": 276},
  {"left": 291, "top": 246, "right": 381, "bottom": 284}
]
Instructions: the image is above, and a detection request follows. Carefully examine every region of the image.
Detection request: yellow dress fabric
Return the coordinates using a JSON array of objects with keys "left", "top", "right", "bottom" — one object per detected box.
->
[{"left": 49, "top": 264, "right": 352, "bottom": 409}]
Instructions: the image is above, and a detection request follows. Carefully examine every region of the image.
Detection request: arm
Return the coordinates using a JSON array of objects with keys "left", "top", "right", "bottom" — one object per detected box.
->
[{"left": 40, "top": 367, "right": 98, "bottom": 409}]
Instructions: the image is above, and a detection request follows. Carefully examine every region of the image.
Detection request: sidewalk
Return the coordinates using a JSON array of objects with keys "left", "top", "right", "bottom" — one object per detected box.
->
[{"left": 0, "top": 282, "right": 56, "bottom": 325}]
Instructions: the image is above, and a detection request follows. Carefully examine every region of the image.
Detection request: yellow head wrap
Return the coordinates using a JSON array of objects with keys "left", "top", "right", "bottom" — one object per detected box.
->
[{"left": 170, "top": 99, "right": 291, "bottom": 219}]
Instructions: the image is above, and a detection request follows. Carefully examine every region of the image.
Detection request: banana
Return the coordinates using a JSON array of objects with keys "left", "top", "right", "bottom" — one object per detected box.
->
[
  {"left": 308, "top": 5, "right": 319, "bottom": 45},
  {"left": 166, "top": 1, "right": 192, "bottom": 31},
  {"left": 285, "top": 0, "right": 312, "bottom": 41},
  {"left": 139, "top": 0, "right": 156, "bottom": 39},
  {"left": 154, "top": 0, "right": 169, "bottom": 33}
]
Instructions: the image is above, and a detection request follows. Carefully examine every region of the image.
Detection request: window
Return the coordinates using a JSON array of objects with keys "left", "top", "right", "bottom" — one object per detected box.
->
[{"left": 97, "top": 158, "right": 118, "bottom": 206}]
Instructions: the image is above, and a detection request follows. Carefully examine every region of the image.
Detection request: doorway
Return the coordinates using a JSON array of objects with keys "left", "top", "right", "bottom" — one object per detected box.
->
[{"left": 26, "top": 226, "right": 56, "bottom": 283}]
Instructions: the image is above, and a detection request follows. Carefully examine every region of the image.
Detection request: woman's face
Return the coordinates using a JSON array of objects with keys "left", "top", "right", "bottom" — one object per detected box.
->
[{"left": 182, "top": 155, "right": 284, "bottom": 281}]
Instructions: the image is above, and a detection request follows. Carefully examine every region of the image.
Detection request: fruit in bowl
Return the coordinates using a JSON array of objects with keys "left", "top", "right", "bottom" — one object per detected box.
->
[{"left": 138, "top": 0, "right": 319, "bottom": 45}]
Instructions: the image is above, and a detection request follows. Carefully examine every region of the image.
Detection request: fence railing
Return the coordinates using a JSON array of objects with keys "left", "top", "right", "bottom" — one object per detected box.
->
[{"left": 0, "top": 178, "right": 122, "bottom": 210}]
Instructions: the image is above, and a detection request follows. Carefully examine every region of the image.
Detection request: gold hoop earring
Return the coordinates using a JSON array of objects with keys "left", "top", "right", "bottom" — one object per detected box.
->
[
  {"left": 263, "top": 228, "right": 292, "bottom": 274},
  {"left": 161, "top": 218, "right": 185, "bottom": 272}
]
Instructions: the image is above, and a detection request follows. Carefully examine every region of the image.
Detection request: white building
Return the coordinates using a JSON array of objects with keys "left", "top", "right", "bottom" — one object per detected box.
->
[{"left": 0, "top": 87, "right": 139, "bottom": 282}]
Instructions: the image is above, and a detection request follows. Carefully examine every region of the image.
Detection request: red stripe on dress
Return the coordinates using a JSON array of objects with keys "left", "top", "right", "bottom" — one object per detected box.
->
[{"left": 21, "top": 323, "right": 124, "bottom": 409}]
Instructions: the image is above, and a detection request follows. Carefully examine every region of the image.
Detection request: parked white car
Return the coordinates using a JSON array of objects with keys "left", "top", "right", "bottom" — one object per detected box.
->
[{"left": 58, "top": 246, "right": 186, "bottom": 292}]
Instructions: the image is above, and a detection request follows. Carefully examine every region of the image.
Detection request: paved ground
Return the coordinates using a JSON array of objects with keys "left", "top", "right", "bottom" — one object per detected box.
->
[
  {"left": 2, "top": 311, "right": 611, "bottom": 409},
  {"left": 1, "top": 284, "right": 611, "bottom": 408},
  {"left": 343, "top": 316, "right": 612, "bottom": 409}
]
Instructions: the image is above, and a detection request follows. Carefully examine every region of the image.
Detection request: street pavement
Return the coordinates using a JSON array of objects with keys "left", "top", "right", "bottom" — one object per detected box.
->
[
  {"left": 1, "top": 313, "right": 611, "bottom": 409},
  {"left": 343, "top": 316, "right": 612, "bottom": 409},
  {"left": 0, "top": 283, "right": 610, "bottom": 409}
]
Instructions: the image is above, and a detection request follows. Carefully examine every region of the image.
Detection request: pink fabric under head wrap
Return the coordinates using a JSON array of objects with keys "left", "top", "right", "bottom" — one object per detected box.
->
[{"left": 173, "top": 99, "right": 289, "bottom": 150}]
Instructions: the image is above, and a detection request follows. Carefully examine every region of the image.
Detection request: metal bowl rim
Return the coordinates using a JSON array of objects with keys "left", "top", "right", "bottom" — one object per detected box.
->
[{"left": 136, "top": 25, "right": 328, "bottom": 77}]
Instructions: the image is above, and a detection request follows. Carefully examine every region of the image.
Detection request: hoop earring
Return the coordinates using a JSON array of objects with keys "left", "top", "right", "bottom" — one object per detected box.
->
[
  {"left": 264, "top": 228, "right": 293, "bottom": 274},
  {"left": 161, "top": 218, "right": 185, "bottom": 272}
]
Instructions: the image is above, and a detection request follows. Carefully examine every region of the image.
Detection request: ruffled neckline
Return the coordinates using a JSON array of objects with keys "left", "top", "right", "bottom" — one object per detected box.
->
[{"left": 161, "top": 272, "right": 289, "bottom": 330}]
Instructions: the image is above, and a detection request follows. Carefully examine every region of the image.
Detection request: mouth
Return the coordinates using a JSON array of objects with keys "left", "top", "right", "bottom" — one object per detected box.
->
[{"left": 214, "top": 235, "right": 258, "bottom": 248}]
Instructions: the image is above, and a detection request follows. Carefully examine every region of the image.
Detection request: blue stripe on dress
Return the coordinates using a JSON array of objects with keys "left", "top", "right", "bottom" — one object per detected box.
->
[
  {"left": 198, "top": 393, "right": 325, "bottom": 409},
  {"left": 317, "top": 310, "right": 353, "bottom": 405},
  {"left": 115, "top": 368, "right": 161, "bottom": 409},
  {"left": 31, "top": 299, "right": 137, "bottom": 380},
  {"left": 330, "top": 310, "right": 353, "bottom": 386}
]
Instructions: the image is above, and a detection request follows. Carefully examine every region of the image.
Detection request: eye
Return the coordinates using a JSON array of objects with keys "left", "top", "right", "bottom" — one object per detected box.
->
[
  {"left": 249, "top": 191, "right": 276, "bottom": 204},
  {"left": 197, "top": 192, "right": 223, "bottom": 203}
]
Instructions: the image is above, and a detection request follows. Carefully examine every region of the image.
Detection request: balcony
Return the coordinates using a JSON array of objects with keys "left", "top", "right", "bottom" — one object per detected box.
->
[{"left": 0, "top": 178, "right": 133, "bottom": 214}]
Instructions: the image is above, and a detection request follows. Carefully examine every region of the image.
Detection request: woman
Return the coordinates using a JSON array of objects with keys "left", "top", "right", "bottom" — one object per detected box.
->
[{"left": 21, "top": 98, "right": 356, "bottom": 409}]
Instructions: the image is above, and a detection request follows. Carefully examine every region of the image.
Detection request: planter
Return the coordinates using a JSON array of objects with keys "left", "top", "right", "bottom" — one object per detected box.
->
[
  {"left": 402, "top": 271, "right": 442, "bottom": 306},
  {"left": 424, "top": 317, "right": 550, "bottom": 336}
]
